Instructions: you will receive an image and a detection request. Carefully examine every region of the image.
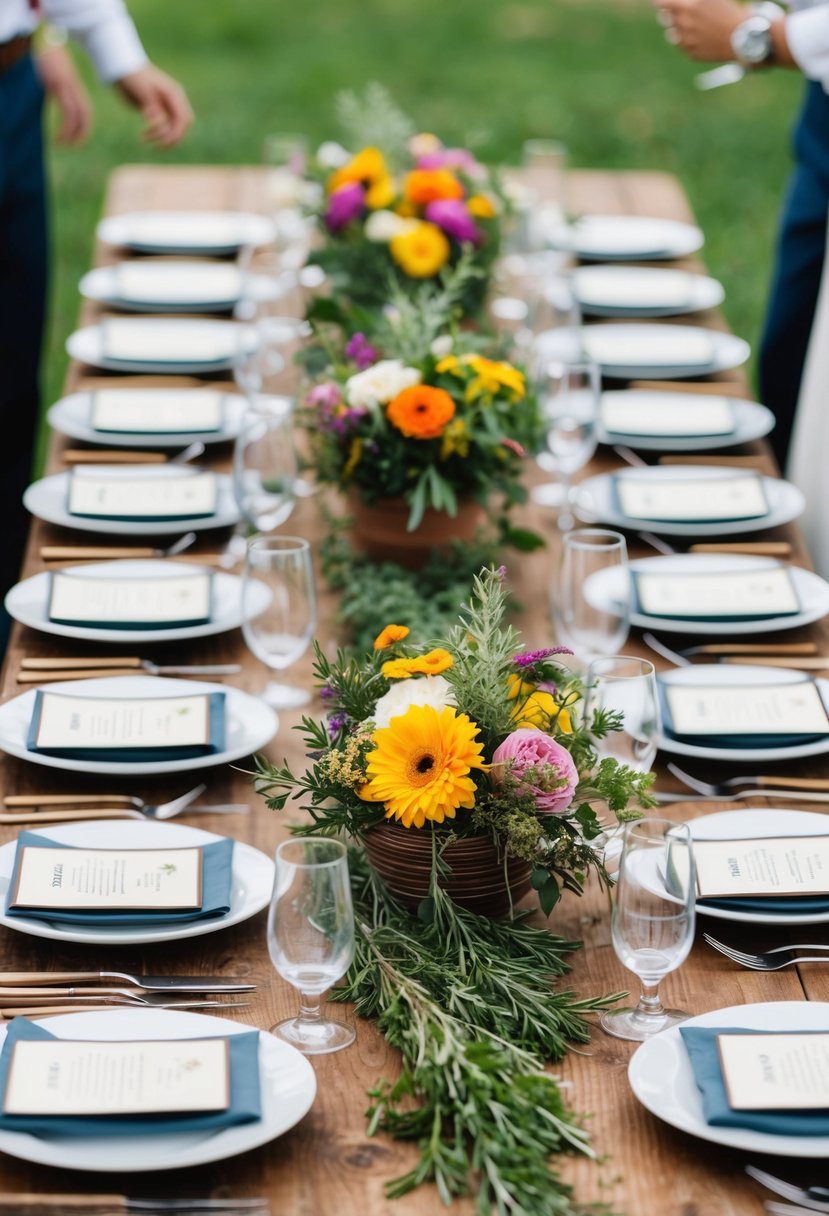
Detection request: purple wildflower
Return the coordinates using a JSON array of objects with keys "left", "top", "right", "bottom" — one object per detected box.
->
[
  {"left": 514, "top": 646, "right": 574, "bottom": 669},
  {"left": 496, "top": 565, "right": 508, "bottom": 580},
  {"left": 328, "top": 711, "right": 348, "bottom": 737},
  {"left": 325, "top": 182, "right": 365, "bottom": 232},
  {"left": 417, "top": 148, "right": 482, "bottom": 176},
  {"left": 345, "top": 332, "right": 378, "bottom": 370},
  {"left": 424, "top": 199, "right": 481, "bottom": 246},
  {"left": 307, "top": 382, "right": 342, "bottom": 411},
  {"left": 319, "top": 684, "right": 337, "bottom": 703}
]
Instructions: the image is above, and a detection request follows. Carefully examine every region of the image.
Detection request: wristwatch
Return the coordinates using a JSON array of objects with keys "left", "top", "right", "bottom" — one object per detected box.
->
[{"left": 730, "top": 5, "right": 782, "bottom": 67}]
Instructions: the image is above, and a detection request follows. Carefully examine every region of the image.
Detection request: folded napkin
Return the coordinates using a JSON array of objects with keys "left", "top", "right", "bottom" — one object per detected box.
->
[
  {"left": 103, "top": 320, "right": 234, "bottom": 365},
  {"left": 656, "top": 683, "right": 828, "bottom": 751},
  {"left": 0, "top": 1017, "right": 260, "bottom": 1136},
  {"left": 5, "top": 832, "right": 234, "bottom": 925},
  {"left": 698, "top": 893, "right": 829, "bottom": 914},
  {"left": 577, "top": 269, "right": 694, "bottom": 309},
  {"left": 584, "top": 329, "right": 714, "bottom": 368},
  {"left": 114, "top": 264, "right": 241, "bottom": 306},
  {"left": 681, "top": 1026, "right": 829, "bottom": 1135}
]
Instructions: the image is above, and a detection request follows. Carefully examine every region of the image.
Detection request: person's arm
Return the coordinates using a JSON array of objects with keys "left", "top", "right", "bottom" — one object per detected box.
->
[
  {"left": 655, "top": 0, "right": 796, "bottom": 66},
  {"left": 39, "top": 0, "right": 193, "bottom": 145},
  {"left": 36, "top": 37, "right": 93, "bottom": 146}
]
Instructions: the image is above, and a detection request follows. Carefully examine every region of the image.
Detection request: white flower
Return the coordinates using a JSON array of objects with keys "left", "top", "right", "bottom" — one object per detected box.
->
[
  {"left": 316, "top": 140, "right": 350, "bottom": 168},
  {"left": 364, "top": 210, "right": 416, "bottom": 243},
  {"left": 430, "top": 335, "right": 454, "bottom": 358},
  {"left": 371, "top": 676, "right": 457, "bottom": 730},
  {"left": 345, "top": 360, "right": 421, "bottom": 411}
]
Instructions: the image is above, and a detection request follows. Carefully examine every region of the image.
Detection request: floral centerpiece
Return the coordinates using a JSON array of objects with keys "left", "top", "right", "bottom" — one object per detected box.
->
[
  {"left": 307, "top": 85, "right": 506, "bottom": 319},
  {"left": 300, "top": 267, "right": 543, "bottom": 549}
]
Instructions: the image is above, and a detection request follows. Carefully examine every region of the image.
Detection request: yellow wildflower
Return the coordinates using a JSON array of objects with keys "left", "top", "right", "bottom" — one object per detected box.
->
[
  {"left": 467, "top": 194, "right": 497, "bottom": 219},
  {"left": 462, "top": 355, "right": 526, "bottom": 403},
  {"left": 382, "top": 649, "right": 454, "bottom": 680},
  {"left": 365, "top": 175, "right": 396, "bottom": 210},
  {"left": 440, "top": 417, "right": 470, "bottom": 460},
  {"left": 435, "top": 354, "right": 462, "bottom": 377},
  {"left": 342, "top": 437, "right": 363, "bottom": 480},
  {"left": 328, "top": 146, "right": 387, "bottom": 194},
  {"left": 390, "top": 221, "right": 451, "bottom": 278},
  {"left": 373, "top": 624, "right": 410, "bottom": 651}
]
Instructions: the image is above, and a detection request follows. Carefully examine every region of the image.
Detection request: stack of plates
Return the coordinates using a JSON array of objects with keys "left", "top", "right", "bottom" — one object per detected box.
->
[
  {"left": 543, "top": 214, "right": 704, "bottom": 261},
  {"left": 97, "top": 210, "right": 276, "bottom": 255}
]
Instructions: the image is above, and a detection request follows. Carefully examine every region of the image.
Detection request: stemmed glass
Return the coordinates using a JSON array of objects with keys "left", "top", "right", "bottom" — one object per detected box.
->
[
  {"left": 600, "top": 819, "right": 695, "bottom": 1041},
  {"left": 267, "top": 837, "right": 356, "bottom": 1054},
  {"left": 490, "top": 255, "right": 574, "bottom": 356},
  {"left": 586, "top": 656, "right": 661, "bottom": 773},
  {"left": 553, "top": 529, "right": 630, "bottom": 661},
  {"left": 531, "top": 357, "right": 600, "bottom": 529},
  {"left": 242, "top": 535, "right": 316, "bottom": 708},
  {"left": 232, "top": 396, "right": 297, "bottom": 534}
]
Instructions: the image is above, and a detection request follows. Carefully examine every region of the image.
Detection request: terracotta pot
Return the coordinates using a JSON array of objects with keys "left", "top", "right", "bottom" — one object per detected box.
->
[
  {"left": 361, "top": 821, "right": 533, "bottom": 917},
  {"left": 348, "top": 493, "right": 486, "bottom": 570}
]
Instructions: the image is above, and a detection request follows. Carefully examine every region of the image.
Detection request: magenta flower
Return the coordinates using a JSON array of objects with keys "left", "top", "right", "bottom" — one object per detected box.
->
[
  {"left": 306, "top": 382, "right": 342, "bottom": 411},
  {"left": 325, "top": 182, "right": 365, "bottom": 232},
  {"left": 345, "top": 332, "right": 378, "bottom": 370},
  {"left": 417, "top": 148, "right": 482, "bottom": 176},
  {"left": 514, "top": 647, "right": 574, "bottom": 669},
  {"left": 424, "top": 199, "right": 481, "bottom": 246},
  {"left": 491, "top": 729, "right": 579, "bottom": 815}
]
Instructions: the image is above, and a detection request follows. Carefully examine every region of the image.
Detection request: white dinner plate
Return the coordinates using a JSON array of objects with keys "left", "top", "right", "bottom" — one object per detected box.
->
[
  {"left": 97, "top": 211, "right": 276, "bottom": 255},
  {"left": 575, "top": 465, "right": 804, "bottom": 537},
  {"left": 574, "top": 266, "right": 724, "bottom": 317},
  {"left": 66, "top": 319, "right": 259, "bottom": 374},
  {"left": 80, "top": 263, "right": 281, "bottom": 314},
  {"left": 0, "top": 819, "right": 274, "bottom": 945},
  {"left": 535, "top": 324, "right": 750, "bottom": 380},
  {"left": 47, "top": 389, "right": 248, "bottom": 448},
  {"left": 629, "top": 1001, "right": 829, "bottom": 1158},
  {"left": 0, "top": 674, "right": 278, "bottom": 776},
  {"left": 23, "top": 467, "right": 241, "bottom": 536},
  {"left": 0, "top": 1008, "right": 315, "bottom": 1171},
  {"left": 656, "top": 664, "right": 829, "bottom": 763},
  {"left": 689, "top": 809, "right": 829, "bottom": 925},
  {"left": 585, "top": 554, "right": 829, "bottom": 637},
  {"left": 543, "top": 214, "right": 704, "bottom": 261},
  {"left": 598, "top": 390, "right": 774, "bottom": 452},
  {"left": 4, "top": 559, "right": 271, "bottom": 645}
]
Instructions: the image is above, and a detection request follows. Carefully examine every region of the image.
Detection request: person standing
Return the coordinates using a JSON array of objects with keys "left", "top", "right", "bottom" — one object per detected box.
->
[
  {"left": 655, "top": 0, "right": 829, "bottom": 468},
  {"left": 0, "top": 0, "right": 192, "bottom": 647}
]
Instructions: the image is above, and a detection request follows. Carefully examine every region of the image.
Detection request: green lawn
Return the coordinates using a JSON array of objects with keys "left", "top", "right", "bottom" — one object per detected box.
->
[{"left": 42, "top": 0, "right": 802, "bottom": 464}]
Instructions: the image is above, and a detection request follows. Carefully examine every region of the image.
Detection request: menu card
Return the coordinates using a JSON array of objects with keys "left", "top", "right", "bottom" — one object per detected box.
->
[
  {"left": 634, "top": 567, "right": 799, "bottom": 621},
  {"left": 48, "top": 571, "right": 213, "bottom": 629},
  {"left": 114, "top": 263, "right": 241, "bottom": 306},
  {"left": 9, "top": 845, "right": 203, "bottom": 912},
  {"left": 570, "top": 217, "right": 667, "bottom": 257},
  {"left": 694, "top": 836, "right": 829, "bottom": 901},
  {"left": 717, "top": 1033, "right": 829, "bottom": 1112},
  {"left": 2, "top": 1037, "right": 229, "bottom": 1117},
  {"left": 102, "top": 320, "right": 234, "bottom": 364},
  {"left": 601, "top": 394, "right": 735, "bottom": 438},
  {"left": 578, "top": 269, "right": 695, "bottom": 309},
  {"left": 584, "top": 328, "right": 713, "bottom": 368},
  {"left": 90, "top": 389, "right": 224, "bottom": 434},
  {"left": 68, "top": 470, "right": 217, "bottom": 521},
  {"left": 615, "top": 473, "right": 768, "bottom": 522},
  {"left": 126, "top": 213, "right": 244, "bottom": 249},
  {"left": 662, "top": 681, "right": 829, "bottom": 742},
  {"left": 27, "top": 690, "right": 225, "bottom": 759}
]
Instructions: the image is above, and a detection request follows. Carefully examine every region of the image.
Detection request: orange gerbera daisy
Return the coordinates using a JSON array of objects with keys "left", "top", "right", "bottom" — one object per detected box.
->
[
  {"left": 373, "top": 624, "right": 410, "bottom": 651},
  {"left": 404, "top": 169, "right": 465, "bottom": 206},
  {"left": 387, "top": 386, "right": 456, "bottom": 439}
]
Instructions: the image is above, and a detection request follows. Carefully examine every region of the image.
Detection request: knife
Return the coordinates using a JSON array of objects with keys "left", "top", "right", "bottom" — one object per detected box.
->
[
  {"left": 0, "top": 1198, "right": 270, "bottom": 1214},
  {"left": 0, "top": 972, "right": 256, "bottom": 993}
]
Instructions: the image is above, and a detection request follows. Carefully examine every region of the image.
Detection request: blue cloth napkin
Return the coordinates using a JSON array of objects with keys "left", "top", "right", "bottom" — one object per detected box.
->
[
  {"left": 0, "top": 1017, "right": 261, "bottom": 1136},
  {"left": 657, "top": 681, "right": 828, "bottom": 750},
  {"left": 5, "top": 832, "right": 234, "bottom": 926},
  {"left": 699, "top": 893, "right": 829, "bottom": 914},
  {"left": 680, "top": 1026, "right": 829, "bottom": 1135}
]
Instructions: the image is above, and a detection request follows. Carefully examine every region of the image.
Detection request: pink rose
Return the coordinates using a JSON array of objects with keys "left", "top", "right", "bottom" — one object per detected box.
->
[{"left": 491, "top": 728, "right": 578, "bottom": 815}]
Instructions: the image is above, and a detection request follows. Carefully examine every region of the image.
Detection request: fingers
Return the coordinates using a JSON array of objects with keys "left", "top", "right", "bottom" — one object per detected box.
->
[
  {"left": 140, "top": 76, "right": 193, "bottom": 147},
  {"left": 54, "top": 86, "right": 93, "bottom": 145}
]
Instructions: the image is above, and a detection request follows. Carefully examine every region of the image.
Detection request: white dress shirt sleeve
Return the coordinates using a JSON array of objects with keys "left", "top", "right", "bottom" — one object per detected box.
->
[
  {"left": 787, "top": 6, "right": 829, "bottom": 93},
  {"left": 40, "top": 0, "right": 148, "bottom": 83}
]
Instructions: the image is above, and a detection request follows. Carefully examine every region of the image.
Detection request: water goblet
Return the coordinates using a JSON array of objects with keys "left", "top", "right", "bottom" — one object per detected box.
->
[
  {"left": 267, "top": 837, "right": 356, "bottom": 1054},
  {"left": 600, "top": 818, "right": 695, "bottom": 1041},
  {"left": 586, "top": 655, "right": 661, "bottom": 773},
  {"left": 531, "top": 356, "right": 599, "bottom": 529},
  {"left": 242, "top": 534, "right": 316, "bottom": 709},
  {"left": 232, "top": 395, "right": 297, "bottom": 533},
  {"left": 553, "top": 528, "right": 630, "bottom": 660}
]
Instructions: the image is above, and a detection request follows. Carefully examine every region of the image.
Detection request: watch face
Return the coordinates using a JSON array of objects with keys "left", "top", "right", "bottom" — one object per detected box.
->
[{"left": 733, "top": 17, "right": 772, "bottom": 62}]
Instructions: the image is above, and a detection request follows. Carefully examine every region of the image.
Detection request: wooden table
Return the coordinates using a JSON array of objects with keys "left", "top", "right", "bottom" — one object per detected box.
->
[{"left": 0, "top": 165, "right": 826, "bottom": 1213}]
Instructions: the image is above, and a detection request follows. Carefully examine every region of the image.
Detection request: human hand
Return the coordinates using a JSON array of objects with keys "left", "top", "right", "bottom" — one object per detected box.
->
[
  {"left": 655, "top": 0, "right": 746, "bottom": 60},
  {"left": 116, "top": 64, "right": 193, "bottom": 146},
  {"left": 37, "top": 44, "right": 93, "bottom": 145}
]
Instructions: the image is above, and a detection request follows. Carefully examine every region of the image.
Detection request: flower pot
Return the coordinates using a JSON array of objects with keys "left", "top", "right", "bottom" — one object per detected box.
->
[
  {"left": 362, "top": 821, "right": 533, "bottom": 917},
  {"left": 349, "top": 494, "right": 486, "bottom": 570}
]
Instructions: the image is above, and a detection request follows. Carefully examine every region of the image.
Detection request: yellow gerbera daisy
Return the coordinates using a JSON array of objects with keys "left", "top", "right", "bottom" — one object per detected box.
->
[
  {"left": 462, "top": 355, "right": 526, "bottom": 403},
  {"left": 381, "top": 649, "right": 454, "bottom": 680},
  {"left": 467, "top": 194, "right": 497, "bottom": 219},
  {"left": 365, "top": 174, "right": 396, "bottom": 210},
  {"left": 328, "top": 146, "right": 387, "bottom": 194},
  {"left": 361, "top": 704, "right": 486, "bottom": 828},
  {"left": 373, "top": 624, "right": 410, "bottom": 651},
  {"left": 390, "top": 221, "right": 451, "bottom": 278}
]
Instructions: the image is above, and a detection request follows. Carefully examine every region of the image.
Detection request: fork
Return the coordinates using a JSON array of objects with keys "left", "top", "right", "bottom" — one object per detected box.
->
[
  {"left": 703, "top": 934, "right": 829, "bottom": 970},
  {"left": 667, "top": 761, "right": 829, "bottom": 795},
  {"left": 3, "top": 784, "right": 249, "bottom": 820},
  {"left": 40, "top": 532, "right": 197, "bottom": 562},
  {"left": 748, "top": 1164, "right": 829, "bottom": 1210}
]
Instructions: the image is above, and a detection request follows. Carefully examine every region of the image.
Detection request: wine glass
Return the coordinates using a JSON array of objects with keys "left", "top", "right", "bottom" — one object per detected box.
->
[
  {"left": 267, "top": 837, "right": 356, "bottom": 1054},
  {"left": 232, "top": 395, "right": 297, "bottom": 533},
  {"left": 531, "top": 357, "right": 599, "bottom": 529},
  {"left": 600, "top": 819, "right": 695, "bottom": 1041},
  {"left": 242, "top": 534, "right": 316, "bottom": 708},
  {"left": 522, "top": 138, "right": 568, "bottom": 229},
  {"left": 490, "top": 254, "right": 573, "bottom": 356},
  {"left": 553, "top": 529, "right": 630, "bottom": 661},
  {"left": 586, "top": 655, "right": 661, "bottom": 773}
]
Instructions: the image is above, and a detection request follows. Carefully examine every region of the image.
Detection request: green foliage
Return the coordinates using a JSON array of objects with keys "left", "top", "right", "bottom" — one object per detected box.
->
[{"left": 335, "top": 83, "right": 415, "bottom": 170}]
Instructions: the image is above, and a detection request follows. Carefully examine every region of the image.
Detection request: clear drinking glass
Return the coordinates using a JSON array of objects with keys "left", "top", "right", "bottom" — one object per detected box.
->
[
  {"left": 600, "top": 819, "right": 695, "bottom": 1041},
  {"left": 267, "top": 837, "right": 356, "bottom": 1054},
  {"left": 242, "top": 534, "right": 316, "bottom": 708},
  {"left": 232, "top": 396, "right": 297, "bottom": 532},
  {"left": 522, "top": 138, "right": 568, "bottom": 226},
  {"left": 490, "top": 254, "right": 573, "bottom": 356},
  {"left": 553, "top": 529, "right": 630, "bottom": 660},
  {"left": 531, "top": 357, "right": 599, "bottom": 529},
  {"left": 586, "top": 656, "right": 661, "bottom": 773}
]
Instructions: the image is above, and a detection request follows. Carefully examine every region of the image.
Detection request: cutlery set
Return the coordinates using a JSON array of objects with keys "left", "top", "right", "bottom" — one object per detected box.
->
[
  {"left": 0, "top": 784, "right": 248, "bottom": 824},
  {"left": 17, "top": 657, "right": 241, "bottom": 683},
  {"left": 0, "top": 970, "right": 256, "bottom": 1018},
  {"left": 0, "top": 1196, "right": 270, "bottom": 1215},
  {"left": 704, "top": 935, "right": 829, "bottom": 971},
  {"left": 749, "top": 1166, "right": 829, "bottom": 1211}
]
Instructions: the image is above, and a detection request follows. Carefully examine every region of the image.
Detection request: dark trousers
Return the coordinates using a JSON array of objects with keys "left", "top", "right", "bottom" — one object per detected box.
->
[
  {"left": 0, "top": 53, "right": 47, "bottom": 651},
  {"left": 759, "top": 81, "right": 829, "bottom": 470}
]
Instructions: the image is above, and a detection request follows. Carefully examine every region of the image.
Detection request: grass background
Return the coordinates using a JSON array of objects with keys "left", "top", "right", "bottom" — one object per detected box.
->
[{"left": 42, "top": 0, "right": 802, "bottom": 464}]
